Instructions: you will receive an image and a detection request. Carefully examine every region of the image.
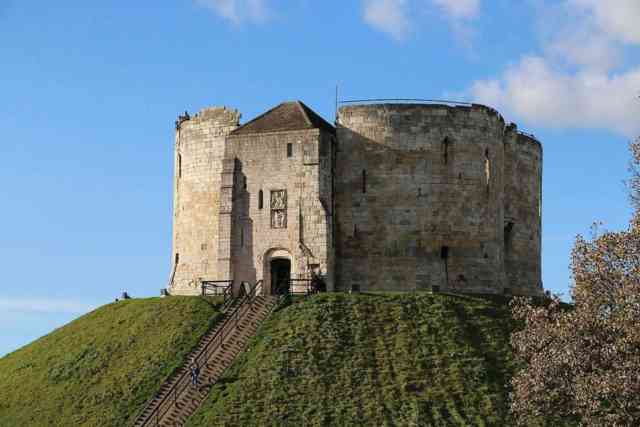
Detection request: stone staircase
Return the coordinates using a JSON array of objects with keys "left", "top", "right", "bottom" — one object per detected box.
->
[{"left": 133, "top": 290, "right": 279, "bottom": 427}]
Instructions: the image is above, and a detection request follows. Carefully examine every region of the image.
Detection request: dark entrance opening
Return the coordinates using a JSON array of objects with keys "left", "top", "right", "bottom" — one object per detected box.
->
[{"left": 270, "top": 258, "right": 291, "bottom": 295}]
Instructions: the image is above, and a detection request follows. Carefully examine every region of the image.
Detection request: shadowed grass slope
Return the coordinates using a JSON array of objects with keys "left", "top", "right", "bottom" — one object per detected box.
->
[
  {"left": 187, "top": 292, "right": 516, "bottom": 427},
  {"left": 0, "top": 296, "right": 223, "bottom": 427}
]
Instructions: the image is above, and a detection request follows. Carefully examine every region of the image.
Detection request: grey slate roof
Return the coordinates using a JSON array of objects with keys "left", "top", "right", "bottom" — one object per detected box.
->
[{"left": 230, "top": 101, "right": 335, "bottom": 135}]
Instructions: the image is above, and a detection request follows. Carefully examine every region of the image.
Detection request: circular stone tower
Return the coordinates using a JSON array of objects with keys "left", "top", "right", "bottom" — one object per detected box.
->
[
  {"left": 169, "top": 107, "right": 241, "bottom": 296},
  {"left": 334, "top": 102, "right": 542, "bottom": 296}
]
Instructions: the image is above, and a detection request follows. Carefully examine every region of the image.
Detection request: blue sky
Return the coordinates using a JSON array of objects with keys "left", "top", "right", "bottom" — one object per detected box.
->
[{"left": 1, "top": 0, "right": 639, "bottom": 357}]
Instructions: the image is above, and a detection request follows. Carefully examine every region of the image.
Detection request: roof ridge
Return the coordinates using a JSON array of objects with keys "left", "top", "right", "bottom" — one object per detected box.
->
[
  {"left": 294, "top": 101, "right": 313, "bottom": 127},
  {"left": 297, "top": 101, "right": 335, "bottom": 132},
  {"left": 232, "top": 102, "right": 284, "bottom": 133},
  {"left": 229, "top": 100, "right": 335, "bottom": 136}
]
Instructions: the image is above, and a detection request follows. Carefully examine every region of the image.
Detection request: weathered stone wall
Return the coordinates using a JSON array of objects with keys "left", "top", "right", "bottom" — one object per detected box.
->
[
  {"left": 503, "top": 126, "right": 543, "bottom": 294},
  {"left": 167, "top": 101, "right": 542, "bottom": 297},
  {"left": 169, "top": 107, "right": 240, "bottom": 296},
  {"left": 335, "top": 103, "right": 513, "bottom": 294},
  {"left": 224, "top": 128, "right": 334, "bottom": 294}
]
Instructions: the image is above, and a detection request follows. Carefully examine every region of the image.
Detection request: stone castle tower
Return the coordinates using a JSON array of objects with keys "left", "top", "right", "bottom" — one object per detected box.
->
[{"left": 168, "top": 101, "right": 543, "bottom": 297}]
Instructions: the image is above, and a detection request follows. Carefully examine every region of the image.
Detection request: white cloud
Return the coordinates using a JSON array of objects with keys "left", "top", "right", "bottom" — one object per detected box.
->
[
  {"left": 363, "top": 0, "right": 412, "bottom": 41},
  {"left": 470, "top": 0, "right": 640, "bottom": 137},
  {"left": 472, "top": 57, "right": 640, "bottom": 136},
  {"left": 572, "top": 0, "right": 640, "bottom": 44},
  {"left": 431, "top": 0, "right": 479, "bottom": 19},
  {"left": 363, "top": 0, "right": 479, "bottom": 44},
  {"left": 0, "top": 297, "right": 96, "bottom": 314},
  {"left": 195, "top": 0, "right": 270, "bottom": 25}
]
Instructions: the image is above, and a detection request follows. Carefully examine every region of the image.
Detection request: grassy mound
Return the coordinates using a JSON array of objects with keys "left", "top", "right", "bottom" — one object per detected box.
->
[
  {"left": 187, "top": 292, "right": 516, "bottom": 427},
  {"left": 0, "top": 296, "right": 222, "bottom": 427}
]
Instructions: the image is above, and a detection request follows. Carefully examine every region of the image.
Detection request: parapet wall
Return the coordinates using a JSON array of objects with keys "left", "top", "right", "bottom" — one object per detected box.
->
[
  {"left": 335, "top": 103, "right": 510, "bottom": 294},
  {"left": 170, "top": 107, "right": 241, "bottom": 295}
]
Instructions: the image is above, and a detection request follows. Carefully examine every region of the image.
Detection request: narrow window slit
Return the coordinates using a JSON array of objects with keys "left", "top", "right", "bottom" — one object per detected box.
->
[
  {"left": 442, "top": 137, "right": 450, "bottom": 165},
  {"left": 362, "top": 170, "right": 367, "bottom": 194},
  {"left": 484, "top": 148, "right": 491, "bottom": 191}
]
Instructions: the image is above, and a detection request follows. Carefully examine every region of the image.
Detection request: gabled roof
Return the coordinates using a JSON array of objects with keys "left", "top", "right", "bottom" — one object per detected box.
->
[{"left": 230, "top": 101, "right": 335, "bottom": 135}]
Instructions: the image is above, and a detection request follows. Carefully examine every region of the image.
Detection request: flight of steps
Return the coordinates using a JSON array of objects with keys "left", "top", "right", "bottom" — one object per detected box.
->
[{"left": 133, "top": 294, "right": 279, "bottom": 427}]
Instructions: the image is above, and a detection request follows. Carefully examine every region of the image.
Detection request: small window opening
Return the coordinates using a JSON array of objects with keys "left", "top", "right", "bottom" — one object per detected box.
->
[
  {"left": 362, "top": 170, "right": 367, "bottom": 193},
  {"left": 243, "top": 176, "right": 247, "bottom": 190},
  {"left": 504, "top": 221, "right": 514, "bottom": 255},
  {"left": 440, "top": 246, "right": 449, "bottom": 259},
  {"left": 177, "top": 154, "right": 182, "bottom": 178},
  {"left": 258, "top": 190, "right": 264, "bottom": 209},
  {"left": 174, "top": 253, "right": 179, "bottom": 264},
  {"left": 287, "top": 143, "right": 293, "bottom": 158}
]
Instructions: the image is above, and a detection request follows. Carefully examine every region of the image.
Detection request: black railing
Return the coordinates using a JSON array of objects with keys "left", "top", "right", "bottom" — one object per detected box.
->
[
  {"left": 517, "top": 130, "right": 539, "bottom": 141},
  {"left": 201, "top": 280, "right": 234, "bottom": 309},
  {"left": 339, "top": 98, "right": 473, "bottom": 107},
  {"left": 136, "top": 279, "right": 264, "bottom": 427},
  {"left": 288, "top": 279, "right": 313, "bottom": 296}
]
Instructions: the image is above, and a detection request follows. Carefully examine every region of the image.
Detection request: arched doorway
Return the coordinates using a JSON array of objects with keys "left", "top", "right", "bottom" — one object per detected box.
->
[
  {"left": 263, "top": 248, "right": 294, "bottom": 295},
  {"left": 270, "top": 258, "right": 291, "bottom": 295}
]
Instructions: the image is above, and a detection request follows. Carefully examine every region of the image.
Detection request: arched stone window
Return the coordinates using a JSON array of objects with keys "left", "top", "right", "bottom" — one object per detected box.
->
[{"left": 258, "top": 190, "right": 264, "bottom": 210}]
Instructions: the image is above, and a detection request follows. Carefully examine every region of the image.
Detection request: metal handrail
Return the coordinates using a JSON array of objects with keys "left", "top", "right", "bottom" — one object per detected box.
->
[
  {"left": 201, "top": 280, "right": 234, "bottom": 309},
  {"left": 137, "top": 279, "right": 264, "bottom": 427},
  {"left": 517, "top": 130, "right": 538, "bottom": 140},
  {"left": 339, "top": 98, "right": 473, "bottom": 107},
  {"left": 288, "top": 279, "right": 313, "bottom": 295},
  {"left": 201, "top": 280, "right": 232, "bottom": 294}
]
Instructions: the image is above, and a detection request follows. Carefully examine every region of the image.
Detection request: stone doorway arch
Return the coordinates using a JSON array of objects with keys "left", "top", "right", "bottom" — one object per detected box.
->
[{"left": 263, "top": 248, "right": 295, "bottom": 295}]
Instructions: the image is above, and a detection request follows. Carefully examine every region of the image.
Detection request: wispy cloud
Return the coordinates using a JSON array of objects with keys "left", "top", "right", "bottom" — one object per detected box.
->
[
  {"left": 431, "top": 0, "right": 479, "bottom": 19},
  {"left": 362, "top": 0, "right": 480, "bottom": 44},
  {"left": 195, "top": 0, "right": 271, "bottom": 25},
  {"left": 0, "top": 297, "right": 96, "bottom": 314},
  {"left": 363, "top": 0, "right": 412, "bottom": 41},
  {"left": 470, "top": 0, "right": 640, "bottom": 137}
]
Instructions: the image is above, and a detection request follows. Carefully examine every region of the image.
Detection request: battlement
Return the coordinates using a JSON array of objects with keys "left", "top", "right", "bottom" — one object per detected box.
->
[{"left": 175, "top": 106, "right": 241, "bottom": 131}]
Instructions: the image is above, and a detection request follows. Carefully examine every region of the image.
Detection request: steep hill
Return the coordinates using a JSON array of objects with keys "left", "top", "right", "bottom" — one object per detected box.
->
[
  {"left": 187, "top": 292, "right": 516, "bottom": 427},
  {"left": 0, "top": 296, "right": 223, "bottom": 427}
]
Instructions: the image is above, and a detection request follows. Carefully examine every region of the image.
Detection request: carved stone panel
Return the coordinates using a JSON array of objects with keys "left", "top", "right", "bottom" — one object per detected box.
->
[
  {"left": 271, "top": 190, "right": 286, "bottom": 209},
  {"left": 270, "top": 190, "right": 287, "bottom": 228}
]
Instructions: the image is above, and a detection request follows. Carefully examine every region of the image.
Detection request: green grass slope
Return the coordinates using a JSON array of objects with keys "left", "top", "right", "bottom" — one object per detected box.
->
[
  {"left": 187, "top": 292, "right": 516, "bottom": 427},
  {"left": 0, "top": 296, "right": 223, "bottom": 427}
]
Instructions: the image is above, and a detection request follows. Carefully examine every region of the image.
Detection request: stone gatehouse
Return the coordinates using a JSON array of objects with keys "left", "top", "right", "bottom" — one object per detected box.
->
[{"left": 168, "top": 100, "right": 543, "bottom": 297}]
